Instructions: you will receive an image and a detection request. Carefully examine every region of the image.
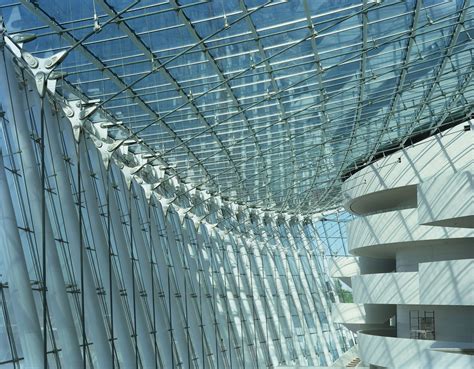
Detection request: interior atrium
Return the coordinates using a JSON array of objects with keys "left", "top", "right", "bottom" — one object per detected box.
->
[{"left": 0, "top": 0, "right": 472, "bottom": 368}]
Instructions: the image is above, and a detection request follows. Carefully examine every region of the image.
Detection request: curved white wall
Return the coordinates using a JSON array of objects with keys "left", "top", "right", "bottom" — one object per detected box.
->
[
  {"left": 352, "top": 272, "right": 419, "bottom": 305},
  {"left": 418, "top": 165, "right": 474, "bottom": 228},
  {"left": 342, "top": 123, "right": 472, "bottom": 216},
  {"left": 419, "top": 259, "right": 474, "bottom": 306},
  {"left": 358, "top": 330, "right": 474, "bottom": 369},
  {"left": 348, "top": 208, "right": 473, "bottom": 257},
  {"left": 338, "top": 122, "right": 474, "bottom": 369}
]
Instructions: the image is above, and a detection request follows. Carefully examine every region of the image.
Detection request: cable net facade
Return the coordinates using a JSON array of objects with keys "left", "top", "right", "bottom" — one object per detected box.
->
[{"left": 0, "top": 40, "right": 351, "bottom": 369}]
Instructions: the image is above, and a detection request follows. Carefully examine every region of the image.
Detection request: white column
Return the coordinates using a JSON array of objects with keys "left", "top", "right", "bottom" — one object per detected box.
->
[
  {"left": 79, "top": 146, "right": 136, "bottom": 369},
  {"left": 40, "top": 104, "right": 112, "bottom": 369},
  {"left": 284, "top": 223, "right": 332, "bottom": 365},
  {"left": 129, "top": 185, "right": 173, "bottom": 368},
  {"left": 260, "top": 224, "right": 306, "bottom": 365},
  {"left": 107, "top": 170, "right": 155, "bottom": 369},
  {"left": 0, "top": 153, "right": 44, "bottom": 369},
  {"left": 1, "top": 45, "right": 83, "bottom": 369}
]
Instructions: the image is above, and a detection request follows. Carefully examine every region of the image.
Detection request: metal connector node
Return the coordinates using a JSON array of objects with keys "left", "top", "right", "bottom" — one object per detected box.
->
[{"left": 11, "top": 33, "right": 37, "bottom": 44}]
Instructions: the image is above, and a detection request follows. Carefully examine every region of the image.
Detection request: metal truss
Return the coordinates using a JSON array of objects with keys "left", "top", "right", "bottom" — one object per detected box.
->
[
  {"left": 0, "top": 34, "right": 353, "bottom": 369},
  {"left": 4, "top": 0, "right": 471, "bottom": 213}
]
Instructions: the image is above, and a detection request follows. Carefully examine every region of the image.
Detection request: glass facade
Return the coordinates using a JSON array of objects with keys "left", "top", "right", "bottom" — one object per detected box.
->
[
  {"left": 1, "top": 0, "right": 472, "bottom": 212},
  {"left": 0, "top": 0, "right": 472, "bottom": 368},
  {"left": 0, "top": 46, "right": 353, "bottom": 367}
]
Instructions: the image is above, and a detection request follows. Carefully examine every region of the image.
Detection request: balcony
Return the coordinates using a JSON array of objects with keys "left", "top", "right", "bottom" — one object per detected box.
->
[
  {"left": 358, "top": 329, "right": 474, "bottom": 369},
  {"left": 329, "top": 256, "right": 360, "bottom": 286},
  {"left": 418, "top": 166, "right": 474, "bottom": 228},
  {"left": 347, "top": 209, "right": 473, "bottom": 257},
  {"left": 419, "top": 259, "right": 474, "bottom": 306},
  {"left": 352, "top": 272, "right": 419, "bottom": 304},
  {"left": 332, "top": 303, "right": 395, "bottom": 332},
  {"left": 341, "top": 125, "right": 471, "bottom": 216}
]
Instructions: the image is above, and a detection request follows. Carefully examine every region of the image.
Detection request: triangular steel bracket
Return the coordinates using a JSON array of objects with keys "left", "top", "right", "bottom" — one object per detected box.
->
[
  {"left": 57, "top": 99, "right": 85, "bottom": 142},
  {"left": 79, "top": 99, "right": 101, "bottom": 120},
  {"left": 2, "top": 26, "right": 67, "bottom": 97},
  {"left": 22, "top": 49, "right": 67, "bottom": 97}
]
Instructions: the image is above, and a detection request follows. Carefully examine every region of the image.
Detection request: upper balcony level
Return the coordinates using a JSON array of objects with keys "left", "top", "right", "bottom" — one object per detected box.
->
[
  {"left": 347, "top": 208, "right": 474, "bottom": 258},
  {"left": 418, "top": 163, "right": 473, "bottom": 228},
  {"left": 352, "top": 259, "right": 473, "bottom": 306},
  {"left": 342, "top": 124, "right": 472, "bottom": 216},
  {"left": 332, "top": 303, "right": 396, "bottom": 332},
  {"left": 329, "top": 256, "right": 360, "bottom": 286}
]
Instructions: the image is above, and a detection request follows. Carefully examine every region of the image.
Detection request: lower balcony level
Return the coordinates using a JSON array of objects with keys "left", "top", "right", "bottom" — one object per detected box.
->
[{"left": 358, "top": 328, "right": 474, "bottom": 369}]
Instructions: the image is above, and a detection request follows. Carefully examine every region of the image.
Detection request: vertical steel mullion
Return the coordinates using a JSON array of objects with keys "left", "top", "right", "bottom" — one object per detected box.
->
[
  {"left": 1, "top": 48, "right": 83, "bottom": 369},
  {"left": 107, "top": 170, "right": 155, "bottom": 369},
  {"left": 226, "top": 233, "right": 260, "bottom": 367},
  {"left": 129, "top": 187, "right": 139, "bottom": 369},
  {"left": 182, "top": 219, "right": 219, "bottom": 369},
  {"left": 285, "top": 222, "right": 333, "bottom": 364},
  {"left": 195, "top": 226, "right": 227, "bottom": 369},
  {"left": 148, "top": 202, "right": 159, "bottom": 369},
  {"left": 260, "top": 248, "right": 290, "bottom": 362},
  {"left": 167, "top": 211, "right": 204, "bottom": 369},
  {"left": 248, "top": 236, "right": 281, "bottom": 366},
  {"left": 41, "top": 101, "right": 113, "bottom": 369},
  {"left": 79, "top": 146, "right": 136, "bottom": 369},
  {"left": 148, "top": 200, "right": 183, "bottom": 369},
  {"left": 295, "top": 222, "right": 342, "bottom": 359},
  {"left": 162, "top": 209, "right": 195, "bottom": 369},
  {"left": 276, "top": 234, "right": 319, "bottom": 366},
  {"left": 129, "top": 184, "right": 166, "bottom": 369},
  {"left": 274, "top": 223, "right": 319, "bottom": 363},
  {"left": 211, "top": 231, "right": 240, "bottom": 369},
  {"left": 247, "top": 229, "right": 285, "bottom": 366},
  {"left": 149, "top": 204, "right": 188, "bottom": 368},
  {"left": 215, "top": 231, "right": 242, "bottom": 369},
  {"left": 261, "top": 224, "right": 305, "bottom": 365},
  {"left": 220, "top": 233, "right": 248, "bottom": 368},
  {"left": 236, "top": 235, "right": 272, "bottom": 368},
  {"left": 0, "top": 152, "right": 44, "bottom": 369},
  {"left": 194, "top": 226, "right": 222, "bottom": 369}
]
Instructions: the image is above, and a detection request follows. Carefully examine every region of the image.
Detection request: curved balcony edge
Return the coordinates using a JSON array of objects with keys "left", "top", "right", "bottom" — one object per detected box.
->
[{"left": 358, "top": 328, "right": 474, "bottom": 369}]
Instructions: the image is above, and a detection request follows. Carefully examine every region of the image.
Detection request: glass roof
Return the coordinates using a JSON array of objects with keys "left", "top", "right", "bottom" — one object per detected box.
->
[{"left": 2, "top": 0, "right": 473, "bottom": 214}]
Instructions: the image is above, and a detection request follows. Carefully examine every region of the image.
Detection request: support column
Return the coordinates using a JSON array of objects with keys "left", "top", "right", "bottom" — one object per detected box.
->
[
  {"left": 40, "top": 101, "right": 112, "bottom": 369},
  {"left": 129, "top": 183, "right": 172, "bottom": 368},
  {"left": 0, "top": 43, "right": 83, "bottom": 369},
  {"left": 0, "top": 153, "right": 44, "bottom": 369},
  {"left": 79, "top": 145, "right": 136, "bottom": 369},
  {"left": 107, "top": 168, "right": 155, "bottom": 369}
]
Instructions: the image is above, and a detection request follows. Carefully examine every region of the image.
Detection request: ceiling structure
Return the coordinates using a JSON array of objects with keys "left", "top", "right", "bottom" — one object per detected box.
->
[{"left": 2, "top": 0, "right": 473, "bottom": 214}]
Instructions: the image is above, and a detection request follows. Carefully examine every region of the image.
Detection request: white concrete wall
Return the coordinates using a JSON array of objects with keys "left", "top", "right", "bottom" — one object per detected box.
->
[
  {"left": 419, "top": 259, "right": 474, "bottom": 306},
  {"left": 341, "top": 124, "right": 473, "bottom": 369},
  {"left": 397, "top": 305, "right": 474, "bottom": 342},
  {"left": 352, "top": 272, "right": 419, "bottom": 305},
  {"left": 396, "top": 242, "right": 474, "bottom": 272},
  {"left": 332, "top": 303, "right": 367, "bottom": 324},
  {"left": 342, "top": 123, "right": 472, "bottom": 215},
  {"left": 418, "top": 164, "right": 473, "bottom": 228},
  {"left": 358, "top": 330, "right": 474, "bottom": 369},
  {"left": 348, "top": 208, "right": 473, "bottom": 257},
  {"left": 329, "top": 256, "right": 360, "bottom": 278}
]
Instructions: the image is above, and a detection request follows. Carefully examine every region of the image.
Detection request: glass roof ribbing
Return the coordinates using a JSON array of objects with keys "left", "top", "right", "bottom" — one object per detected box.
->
[{"left": 2, "top": 0, "right": 473, "bottom": 214}]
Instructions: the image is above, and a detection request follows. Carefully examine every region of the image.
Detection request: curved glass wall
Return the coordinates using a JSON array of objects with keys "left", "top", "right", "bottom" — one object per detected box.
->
[
  {"left": 0, "top": 41, "right": 352, "bottom": 368},
  {"left": 0, "top": 1, "right": 472, "bottom": 368},
  {"left": 0, "top": 0, "right": 472, "bottom": 212}
]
